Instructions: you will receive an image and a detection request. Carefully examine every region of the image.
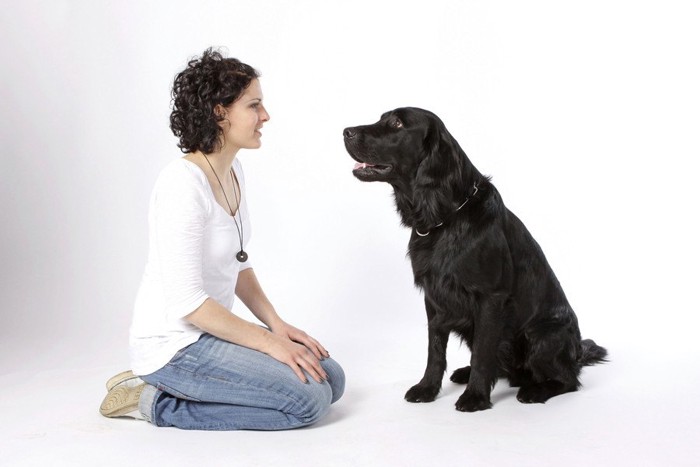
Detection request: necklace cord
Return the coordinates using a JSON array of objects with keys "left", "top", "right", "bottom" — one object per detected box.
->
[{"left": 203, "top": 155, "right": 247, "bottom": 262}]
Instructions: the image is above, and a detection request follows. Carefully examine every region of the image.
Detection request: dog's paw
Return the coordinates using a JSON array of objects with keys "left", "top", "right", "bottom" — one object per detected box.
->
[
  {"left": 405, "top": 383, "right": 440, "bottom": 403},
  {"left": 455, "top": 391, "right": 492, "bottom": 412},
  {"left": 516, "top": 385, "right": 549, "bottom": 404},
  {"left": 450, "top": 366, "right": 471, "bottom": 384},
  {"left": 516, "top": 381, "right": 575, "bottom": 404}
]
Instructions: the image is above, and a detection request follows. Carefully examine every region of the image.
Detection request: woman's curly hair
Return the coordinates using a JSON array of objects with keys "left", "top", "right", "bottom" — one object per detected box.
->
[{"left": 170, "top": 48, "right": 260, "bottom": 154}]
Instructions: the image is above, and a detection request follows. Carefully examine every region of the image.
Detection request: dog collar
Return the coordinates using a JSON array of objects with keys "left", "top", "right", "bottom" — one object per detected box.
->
[{"left": 415, "top": 182, "right": 480, "bottom": 237}]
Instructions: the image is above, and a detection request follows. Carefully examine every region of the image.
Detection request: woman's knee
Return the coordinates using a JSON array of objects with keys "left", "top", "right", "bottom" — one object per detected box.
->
[
  {"left": 321, "top": 357, "right": 345, "bottom": 404},
  {"left": 293, "top": 381, "right": 333, "bottom": 426}
]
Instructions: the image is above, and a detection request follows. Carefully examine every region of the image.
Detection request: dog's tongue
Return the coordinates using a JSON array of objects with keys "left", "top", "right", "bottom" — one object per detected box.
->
[{"left": 354, "top": 162, "right": 374, "bottom": 170}]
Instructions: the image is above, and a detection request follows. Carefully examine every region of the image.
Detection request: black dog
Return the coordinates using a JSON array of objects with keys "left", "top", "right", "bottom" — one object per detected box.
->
[{"left": 344, "top": 107, "right": 606, "bottom": 412}]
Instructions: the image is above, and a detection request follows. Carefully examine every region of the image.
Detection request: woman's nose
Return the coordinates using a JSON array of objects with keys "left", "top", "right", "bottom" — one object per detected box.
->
[{"left": 260, "top": 105, "right": 270, "bottom": 122}]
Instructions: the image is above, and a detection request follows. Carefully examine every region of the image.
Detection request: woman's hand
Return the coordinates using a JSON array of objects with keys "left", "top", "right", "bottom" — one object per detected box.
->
[
  {"left": 263, "top": 330, "right": 328, "bottom": 384},
  {"left": 233, "top": 269, "right": 331, "bottom": 383},
  {"left": 272, "top": 321, "right": 330, "bottom": 361}
]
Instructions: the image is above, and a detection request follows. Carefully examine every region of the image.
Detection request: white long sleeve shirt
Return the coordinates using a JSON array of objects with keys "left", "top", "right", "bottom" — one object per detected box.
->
[{"left": 129, "top": 158, "right": 252, "bottom": 375}]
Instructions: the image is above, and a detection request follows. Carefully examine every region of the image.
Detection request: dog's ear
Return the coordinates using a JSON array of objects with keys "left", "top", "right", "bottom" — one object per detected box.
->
[{"left": 412, "top": 121, "right": 462, "bottom": 232}]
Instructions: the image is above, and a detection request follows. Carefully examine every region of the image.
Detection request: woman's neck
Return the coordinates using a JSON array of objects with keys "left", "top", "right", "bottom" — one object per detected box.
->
[{"left": 190, "top": 149, "right": 238, "bottom": 178}]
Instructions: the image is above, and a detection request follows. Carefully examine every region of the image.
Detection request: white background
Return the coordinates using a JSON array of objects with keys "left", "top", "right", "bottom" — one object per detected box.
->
[{"left": 1, "top": 1, "right": 699, "bottom": 466}]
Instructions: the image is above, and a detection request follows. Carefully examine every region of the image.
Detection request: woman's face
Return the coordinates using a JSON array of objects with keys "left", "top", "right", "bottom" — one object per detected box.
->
[{"left": 220, "top": 78, "right": 270, "bottom": 151}]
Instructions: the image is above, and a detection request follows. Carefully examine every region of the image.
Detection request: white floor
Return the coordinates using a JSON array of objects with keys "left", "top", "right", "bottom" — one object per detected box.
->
[{"left": 2, "top": 322, "right": 698, "bottom": 467}]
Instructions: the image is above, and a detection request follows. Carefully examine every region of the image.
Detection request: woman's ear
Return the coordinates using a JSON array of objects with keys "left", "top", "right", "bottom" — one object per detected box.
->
[
  {"left": 214, "top": 104, "right": 227, "bottom": 119},
  {"left": 412, "top": 123, "right": 461, "bottom": 232},
  {"left": 214, "top": 104, "right": 232, "bottom": 134}
]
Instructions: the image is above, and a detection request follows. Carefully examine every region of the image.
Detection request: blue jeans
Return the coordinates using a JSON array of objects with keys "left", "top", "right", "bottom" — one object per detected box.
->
[{"left": 138, "top": 333, "right": 345, "bottom": 430}]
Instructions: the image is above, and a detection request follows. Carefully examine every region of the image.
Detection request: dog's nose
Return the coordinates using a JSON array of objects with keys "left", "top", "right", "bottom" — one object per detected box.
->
[{"left": 343, "top": 127, "right": 356, "bottom": 139}]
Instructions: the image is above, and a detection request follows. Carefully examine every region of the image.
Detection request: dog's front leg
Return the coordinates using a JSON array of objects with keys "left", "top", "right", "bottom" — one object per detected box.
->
[
  {"left": 454, "top": 301, "right": 504, "bottom": 412},
  {"left": 405, "top": 300, "right": 448, "bottom": 403}
]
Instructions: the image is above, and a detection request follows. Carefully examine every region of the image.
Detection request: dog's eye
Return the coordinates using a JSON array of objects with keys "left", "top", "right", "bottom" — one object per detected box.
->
[{"left": 390, "top": 118, "right": 403, "bottom": 129}]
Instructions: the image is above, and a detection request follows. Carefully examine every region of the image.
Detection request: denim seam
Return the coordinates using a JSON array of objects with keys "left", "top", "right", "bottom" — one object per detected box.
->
[
  {"left": 163, "top": 364, "right": 308, "bottom": 409},
  {"left": 201, "top": 373, "right": 326, "bottom": 429},
  {"left": 202, "top": 373, "right": 321, "bottom": 412},
  {"left": 166, "top": 359, "right": 314, "bottom": 411}
]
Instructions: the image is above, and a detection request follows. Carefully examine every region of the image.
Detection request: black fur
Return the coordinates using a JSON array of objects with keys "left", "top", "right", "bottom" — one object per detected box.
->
[{"left": 343, "top": 107, "right": 606, "bottom": 412}]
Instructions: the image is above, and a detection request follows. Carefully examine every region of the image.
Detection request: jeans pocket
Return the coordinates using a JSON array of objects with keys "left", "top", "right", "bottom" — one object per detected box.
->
[{"left": 156, "top": 382, "right": 202, "bottom": 402}]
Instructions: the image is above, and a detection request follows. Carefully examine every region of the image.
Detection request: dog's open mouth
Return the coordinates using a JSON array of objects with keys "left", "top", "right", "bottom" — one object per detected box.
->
[{"left": 352, "top": 161, "right": 392, "bottom": 177}]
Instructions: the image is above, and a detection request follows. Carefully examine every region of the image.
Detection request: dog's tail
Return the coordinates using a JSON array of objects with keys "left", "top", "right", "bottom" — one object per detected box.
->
[{"left": 578, "top": 339, "right": 608, "bottom": 366}]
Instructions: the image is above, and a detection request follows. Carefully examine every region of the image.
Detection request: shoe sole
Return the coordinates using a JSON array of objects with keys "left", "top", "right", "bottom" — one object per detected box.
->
[
  {"left": 99, "top": 384, "right": 145, "bottom": 418},
  {"left": 106, "top": 370, "right": 136, "bottom": 391}
]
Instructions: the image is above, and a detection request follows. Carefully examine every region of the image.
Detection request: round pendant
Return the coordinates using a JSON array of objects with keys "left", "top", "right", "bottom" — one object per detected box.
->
[{"left": 236, "top": 250, "right": 248, "bottom": 263}]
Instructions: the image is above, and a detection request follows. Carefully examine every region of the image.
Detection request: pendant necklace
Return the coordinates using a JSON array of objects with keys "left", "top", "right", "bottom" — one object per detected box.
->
[{"left": 203, "top": 155, "right": 248, "bottom": 262}]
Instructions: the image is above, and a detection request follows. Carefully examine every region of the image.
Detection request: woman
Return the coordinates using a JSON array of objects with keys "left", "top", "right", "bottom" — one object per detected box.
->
[{"left": 99, "top": 48, "right": 344, "bottom": 430}]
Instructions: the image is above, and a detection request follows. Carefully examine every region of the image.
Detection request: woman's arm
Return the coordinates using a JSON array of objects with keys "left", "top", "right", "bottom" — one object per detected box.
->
[
  {"left": 233, "top": 268, "right": 283, "bottom": 330},
  {"left": 184, "top": 297, "right": 328, "bottom": 384},
  {"left": 234, "top": 268, "right": 330, "bottom": 361}
]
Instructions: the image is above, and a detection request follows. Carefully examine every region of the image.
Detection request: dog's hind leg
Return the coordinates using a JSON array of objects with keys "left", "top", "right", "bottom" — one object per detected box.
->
[
  {"left": 516, "top": 315, "right": 581, "bottom": 404},
  {"left": 450, "top": 365, "right": 471, "bottom": 384}
]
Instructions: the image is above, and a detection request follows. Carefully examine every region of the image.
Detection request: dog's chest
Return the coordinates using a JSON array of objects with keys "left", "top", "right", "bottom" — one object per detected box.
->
[
  {"left": 408, "top": 233, "right": 467, "bottom": 289},
  {"left": 408, "top": 235, "right": 480, "bottom": 336}
]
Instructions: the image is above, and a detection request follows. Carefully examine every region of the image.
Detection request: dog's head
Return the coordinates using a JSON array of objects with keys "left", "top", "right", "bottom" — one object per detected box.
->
[
  {"left": 344, "top": 107, "right": 452, "bottom": 183},
  {"left": 344, "top": 107, "right": 475, "bottom": 231}
]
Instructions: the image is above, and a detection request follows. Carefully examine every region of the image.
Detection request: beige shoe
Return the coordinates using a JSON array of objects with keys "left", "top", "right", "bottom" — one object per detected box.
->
[
  {"left": 99, "top": 383, "right": 145, "bottom": 418},
  {"left": 105, "top": 370, "right": 137, "bottom": 391}
]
